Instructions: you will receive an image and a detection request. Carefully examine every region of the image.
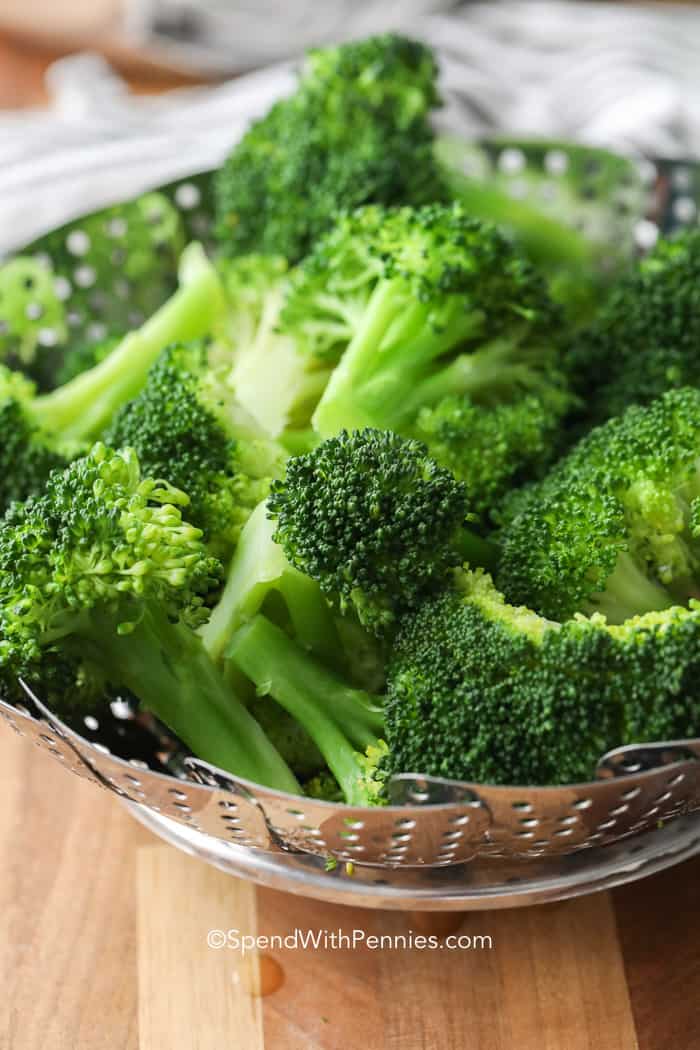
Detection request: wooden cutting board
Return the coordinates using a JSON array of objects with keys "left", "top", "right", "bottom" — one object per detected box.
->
[{"left": 1, "top": 729, "right": 699, "bottom": 1049}]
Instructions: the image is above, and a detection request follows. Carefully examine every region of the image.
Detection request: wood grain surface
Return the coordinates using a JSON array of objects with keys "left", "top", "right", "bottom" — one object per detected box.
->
[{"left": 1, "top": 728, "right": 699, "bottom": 1049}]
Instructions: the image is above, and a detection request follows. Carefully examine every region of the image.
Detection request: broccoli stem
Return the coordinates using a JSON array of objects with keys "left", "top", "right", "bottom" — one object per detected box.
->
[
  {"left": 586, "top": 551, "right": 673, "bottom": 624},
  {"left": 82, "top": 607, "right": 300, "bottom": 793},
  {"left": 229, "top": 614, "right": 383, "bottom": 806},
  {"left": 311, "top": 279, "right": 484, "bottom": 437},
  {"left": 32, "top": 244, "right": 223, "bottom": 441},
  {"left": 200, "top": 502, "right": 343, "bottom": 668}
]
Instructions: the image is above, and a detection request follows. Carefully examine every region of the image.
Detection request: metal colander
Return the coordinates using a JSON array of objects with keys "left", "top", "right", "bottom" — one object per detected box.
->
[{"left": 2, "top": 139, "right": 700, "bottom": 908}]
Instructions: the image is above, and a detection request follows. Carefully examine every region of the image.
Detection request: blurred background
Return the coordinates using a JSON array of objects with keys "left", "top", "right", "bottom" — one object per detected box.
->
[{"left": 2, "top": 1, "right": 700, "bottom": 251}]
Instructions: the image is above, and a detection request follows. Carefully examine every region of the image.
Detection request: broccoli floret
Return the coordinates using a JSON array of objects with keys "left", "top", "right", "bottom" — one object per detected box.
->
[
  {"left": 0, "top": 443, "right": 299, "bottom": 792},
  {"left": 567, "top": 230, "right": 700, "bottom": 426},
  {"left": 497, "top": 388, "right": 700, "bottom": 622},
  {"left": 217, "top": 255, "right": 331, "bottom": 438},
  {"left": 214, "top": 34, "right": 447, "bottom": 263},
  {"left": 0, "top": 256, "right": 67, "bottom": 366},
  {"left": 281, "top": 203, "right": 567, "bottom": 440},
  {"left": 229, "top": 614, "right": 387, "bottom": 805},
  {"left": 413, "top": 394, "right": 564, "bottom": 525},
  {"left": 104, "top": 341, "right": 285, "bottom": 561},
  {"left": 29, "top": 244, "right": 224, "bottom": 443},
  {"left": 267, "top": 428, "right": 496, "bottom": 635},
  {"left": 385, "top": 570, "right": 700, "bottom": 786}
]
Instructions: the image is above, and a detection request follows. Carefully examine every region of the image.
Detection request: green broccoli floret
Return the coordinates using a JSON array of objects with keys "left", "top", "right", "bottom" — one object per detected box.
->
[
  {"left": 104, "top": 341, "right": 285, "bottom": 561},
  {"left": 281, "top": 203, "right": 568, "bottom": 440},
  {"left": 217, "top": 255, "right": 332, "bottom": 438},
  {"left": 28, "top": 243, "right": 224, "bottom": 442},
  {"left": 229, "top": 614, "right": 387, "bottom": 805},
  {"left": 385, "top": 570, "right": 700, "bottom": 786},
  {"left": 567, "top": 230, "right": 700, "bottom": 426},
  {"left": 214, "top": 34, "right": 447, "bottom": 263},
  {"left": 267, "top": 428, "right": 496, "bottom": 635},
  {"left": 497, "top": 388, "right": 700, "bottom": 622},
  {"left": 0, "top": 443, "right": 298, "bottom": 793},
  {"left": 413, "top": 394, "right": 563, "bottom": 525},
  {"left": 0, "top": 256, "right": 67, "bottom": 365}
]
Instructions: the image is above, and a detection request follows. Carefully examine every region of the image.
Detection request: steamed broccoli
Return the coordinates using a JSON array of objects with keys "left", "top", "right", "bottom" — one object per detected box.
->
[
  {"left": 497, "top": 388, "right": 700, "bottom": 622},
  {"left": 267, "top": 428, "right": 496, "bottom": 634},
  {"left": 281, "top": 204, "right": 568, "bottom": 444},
  {"left": 567, "top": 230, "right": 700, "bottom": 427},
  {"left": 0, "top": 443, "right": 299, "bottom": 792},
  {"left": 413, "top": 394, "right": 564, "bottom": 525},
  {"left": 385, "top": 570, "right": 700, "bottom": 786},
  {"left": 104, "top": 341, "right": 285, "bottom": 561},
  {"left": 229, "top": 614, "right": 387, "bottom": 805},
  {"left": 214, "top": 34, "right": 447, "bottom": 262}
]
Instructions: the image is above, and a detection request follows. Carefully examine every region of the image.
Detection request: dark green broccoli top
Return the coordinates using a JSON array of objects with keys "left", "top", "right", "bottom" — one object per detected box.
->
[
  {"left": 498, "top": 387, "right": 700, "bottom": 622},
  {"left": 214, "top": 34, "right": 447, "bottom": 262},
  {"left": 567, "top": 229, "right": 700, "bottom": 425},
  {"left": 268, "top": 428, "right": 478, "bottom": 634}
]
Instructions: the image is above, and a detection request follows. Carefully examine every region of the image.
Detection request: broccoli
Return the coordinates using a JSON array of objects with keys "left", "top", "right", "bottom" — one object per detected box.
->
[
  {"left": 385, "top": 569, "right": 700, "bottom": 786},
  {"left": 28, "top": 243, "right": 224, "bottom": 443},
  {"left": 229, "top": 614, "right": 387, "bottom": 805},
  {"left": 413, "top": 394, "right": 564, "bottom": 525},
  {"left": 566, "top": 230, "right": 700, "bottom": 427},
  {"left": 267, "top": 428, "right": 496, "bottom": 635},
  {"left": 217, "top": 255, "right": 332, "bottom": 438},
  {"left": 104, "top": 341, "right": 285, "bottom": 561},
  {"left": 497, "top": 388, "right": 700, "bottom": 622},
  {"left": 214, "top": 34, "right": 447, "bottom": 263},
  {"left": 0, "top": 443, "right": 299, "bottom": 793},
  {"left": 281, "top": 204, "right": 568, "bottom": 442}
]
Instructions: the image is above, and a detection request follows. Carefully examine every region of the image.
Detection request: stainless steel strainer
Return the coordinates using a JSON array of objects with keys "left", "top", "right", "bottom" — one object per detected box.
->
[{"left": 2, "top": 139, "right": 700, "bottom": 909}]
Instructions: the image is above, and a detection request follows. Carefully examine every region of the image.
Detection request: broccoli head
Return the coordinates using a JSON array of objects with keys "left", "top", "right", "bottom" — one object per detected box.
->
[
  {"left": 214, "top": 34, "right": 447, "bottom": 262},
  {"left": 497, "top": 387, "right": 700, "bottom": 622},
  {"left": 413, "top": 394, "right": 564, "bottom": 526},
  {"left": 267, "top": 428, "right": 496, "bottom": 635},
  {"left": 385, "top": 570, "right": 700, "bottom": 786},
  {"left": 567, "top": 229, "right": 700, "bottom": 426}
]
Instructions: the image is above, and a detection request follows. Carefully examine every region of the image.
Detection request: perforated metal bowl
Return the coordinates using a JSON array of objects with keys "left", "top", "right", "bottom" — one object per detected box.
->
[{"left": 2, "top": 139, "right": 700, "bottom": 909}]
